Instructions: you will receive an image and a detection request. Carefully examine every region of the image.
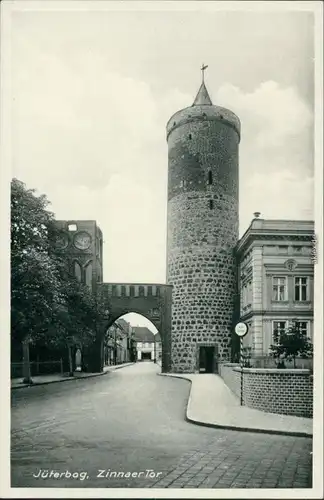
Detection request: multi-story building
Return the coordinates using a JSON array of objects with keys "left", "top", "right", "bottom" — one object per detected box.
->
[
  {"left": 236, "top": 214, "right": 314, "bottom": 358},
  {"left": 53, "top": 220, "right": 103, "bottom": 292},
  {"left": 133, "top": 327, "right": 162, "bottom": 362},
  {"left": 104, "top": 318, "right": 135, "bottom": 365}
]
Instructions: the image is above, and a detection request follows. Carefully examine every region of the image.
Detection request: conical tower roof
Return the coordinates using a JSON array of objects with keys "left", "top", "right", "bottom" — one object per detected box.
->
[{"left": 192, "top": 81, "right": 213, "bottom": 106}]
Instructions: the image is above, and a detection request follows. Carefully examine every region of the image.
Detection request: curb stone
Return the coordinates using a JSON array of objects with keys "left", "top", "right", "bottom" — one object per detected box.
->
[
  {"left": 158, "top": 372, "right": 312, "bottom": 438},
  {"left": 11, "top": 362, "right": 135, "bottom": 390}
]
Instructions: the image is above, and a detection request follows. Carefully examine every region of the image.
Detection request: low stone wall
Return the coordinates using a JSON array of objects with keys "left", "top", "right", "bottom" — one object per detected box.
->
[{"left": 219, "top": 363, "right": 313, "bottom": 418}]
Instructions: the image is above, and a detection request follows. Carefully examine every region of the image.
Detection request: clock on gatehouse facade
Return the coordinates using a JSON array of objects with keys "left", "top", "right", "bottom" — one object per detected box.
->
[{"left": 52, "top": 220, "right": 103, "bottom": 292}]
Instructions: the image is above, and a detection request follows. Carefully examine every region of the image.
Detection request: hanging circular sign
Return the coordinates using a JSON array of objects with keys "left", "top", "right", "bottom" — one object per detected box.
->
[{"left": 235, "top": 322, "right": 248, "bottom": 337}]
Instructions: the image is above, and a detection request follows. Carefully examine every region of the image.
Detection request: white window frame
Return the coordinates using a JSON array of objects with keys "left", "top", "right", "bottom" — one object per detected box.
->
[
  {"left": 272, "top": 276, "right": 288, "bottom": 301},
  {"left": 272, "top": 320, "right": 288, "bottom": 344},
  {"left": 294, "top": 276, "right": 309, "bottom": 302},
  {"left": 293, "top": 320, "right": 310, "bottom": 339}
]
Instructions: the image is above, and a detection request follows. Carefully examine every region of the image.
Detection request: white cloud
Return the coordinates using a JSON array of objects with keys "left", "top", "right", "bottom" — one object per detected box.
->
[
  {"left": 11, "top": 19, "right": 314, "bottom": 283},
  {"left": 240, "top": 170, "right": 314, "bottom": 234},
  {"left": 216, "top": 81, "right": 314, "bottom": 233}
]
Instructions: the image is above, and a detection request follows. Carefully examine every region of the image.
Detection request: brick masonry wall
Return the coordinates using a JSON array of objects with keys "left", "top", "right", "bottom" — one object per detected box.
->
[
  {"left": 220, "top": 364, "right": 313, "bottom": 418},
  {"left": 166, "top": 105, "right": 240, "bottom": 373}
]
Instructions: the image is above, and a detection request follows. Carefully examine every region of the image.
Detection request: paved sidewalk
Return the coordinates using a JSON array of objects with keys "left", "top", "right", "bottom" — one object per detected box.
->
[
  {"left": 11, "top": 362, "right": 135, "bottom": 389},
  {"left": 160, "top": 372, "right": 313, "bottom": 438}
]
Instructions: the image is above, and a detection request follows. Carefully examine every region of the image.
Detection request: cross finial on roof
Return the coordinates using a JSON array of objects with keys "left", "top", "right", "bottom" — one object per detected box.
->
[{"left": 201, "top": 63, "right": 208, "bottom": 82}]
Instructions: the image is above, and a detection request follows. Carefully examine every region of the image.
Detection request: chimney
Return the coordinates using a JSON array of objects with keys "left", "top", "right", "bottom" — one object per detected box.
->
[{"left": 253, "top": 212, "right": 261, "bottom": 219}]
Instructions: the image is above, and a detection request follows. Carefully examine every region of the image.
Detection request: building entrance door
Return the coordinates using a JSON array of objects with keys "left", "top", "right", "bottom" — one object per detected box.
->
[{"left": 199, "top": 346, "right": 215, "bottom": 373}]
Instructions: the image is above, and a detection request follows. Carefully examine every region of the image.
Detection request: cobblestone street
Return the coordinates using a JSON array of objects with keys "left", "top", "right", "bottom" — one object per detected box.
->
[{"left": 11, "top": 363, "right": 312, "bottom": 489}]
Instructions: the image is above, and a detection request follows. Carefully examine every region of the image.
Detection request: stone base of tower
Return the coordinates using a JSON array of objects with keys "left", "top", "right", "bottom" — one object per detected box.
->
[{"left": 171, "top": 337, "right": 231, "bottom": 374}]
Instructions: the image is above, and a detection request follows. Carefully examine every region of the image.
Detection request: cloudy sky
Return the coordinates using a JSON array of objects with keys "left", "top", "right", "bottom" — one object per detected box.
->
[{"left": 9, "top": 2, "right": 315, "bottom": 312}]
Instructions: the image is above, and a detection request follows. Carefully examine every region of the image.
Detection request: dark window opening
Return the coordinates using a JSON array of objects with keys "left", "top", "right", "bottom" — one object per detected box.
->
[
  {"left": 147, "top": 285, "right": 152, "bottom": 296},
  {"left": 208, "top": 171, "right": 213, "bottom": 185},
  {"left": 173, "top": 121, "right": 176, "bottom": 126},
  {"left": 188, "top": 134, "right": 192, "bottom": 140},
  {"left": 220, "top": 115, "right": 224, "bottom": 120},
  {"left": 130, "top": 286, "right": 135, "bottom": 297},
  {"left": 209, "top": 199, "right": 214, "bottom": 210},
  {"left": 139, "top": 286, "right": 145, "bottom": 297},
  {"left": 121, "top": 285, "right": 126, "bottom": 296}
]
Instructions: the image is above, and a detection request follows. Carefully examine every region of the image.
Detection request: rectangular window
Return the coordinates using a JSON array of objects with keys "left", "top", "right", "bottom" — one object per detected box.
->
[
  {"left": 241, "top": 284, "right": 247, "bottom": 307},
  {"left": 272, "top": 321, "right": 287, "bottom": 343},
  {"left": 294, "top": 321, "right": 308, "bottom": 338},
  {"left": 248, "top": 281, "right": 252, "bottom": 304},
  {"left": 294, "top": 277, "right": 308, "bottom": 301},
  {"left": 272, "top": 277, "right": 287, "bottom": 301}
]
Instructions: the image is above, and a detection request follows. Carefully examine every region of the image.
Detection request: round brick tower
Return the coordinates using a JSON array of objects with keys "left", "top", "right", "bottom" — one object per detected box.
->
[{"left": 166, "top": 77, "right": 241, "bottom": 373}]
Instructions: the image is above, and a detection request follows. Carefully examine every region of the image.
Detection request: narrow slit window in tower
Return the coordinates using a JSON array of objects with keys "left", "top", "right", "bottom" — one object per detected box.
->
[
  {"left": 188, "top": 134, "right": 192, "bottom": 140},
  {"left": 208, "top": 171, "right": 213, "bottom": 185},
  {"left": 209, "top": 199, "right": 214, "bottom": 210}
]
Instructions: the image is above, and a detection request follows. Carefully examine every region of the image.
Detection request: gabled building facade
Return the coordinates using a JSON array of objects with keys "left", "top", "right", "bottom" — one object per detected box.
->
[{"left": 133, "top": 327, "right": 162, "bottom": 362}]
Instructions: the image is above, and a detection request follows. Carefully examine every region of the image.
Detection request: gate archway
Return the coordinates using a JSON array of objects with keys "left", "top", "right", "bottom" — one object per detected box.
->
[{"left": 86, "top": 283, "right": 172, "bottom": 373}]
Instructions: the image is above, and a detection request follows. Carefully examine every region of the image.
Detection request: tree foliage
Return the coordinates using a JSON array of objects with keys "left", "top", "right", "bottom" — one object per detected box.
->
[
  {"left": 269, "top": 323, "right": 313, "bottom": 368},
  {"left": 11, "top": 179, "right": 62, "bottom": 343},
  {"left": 11, "top": 178, "right": 102, "bottom": 353}
]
